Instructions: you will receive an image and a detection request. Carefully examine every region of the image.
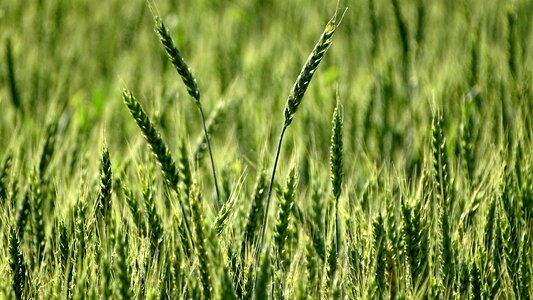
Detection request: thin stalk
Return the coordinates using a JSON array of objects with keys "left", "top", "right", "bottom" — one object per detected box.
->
[
  {"left": 198, "top": 104, "right": 221, "bottom": 211},
  {"left": 178, "top": 189, "right": 195, "bottom": 250},
  {"left": 253, "top": 124, "right": 287, "bottom": 297},
  {"left": 250, "top": 10, "right": 343, "bottom": 297}
]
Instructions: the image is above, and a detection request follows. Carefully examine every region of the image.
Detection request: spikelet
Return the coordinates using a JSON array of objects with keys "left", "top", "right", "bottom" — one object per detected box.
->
[
  {"left": 122, "top": 90, "right": 179, "bottom": 190},
  {"left": 401, "top": 199, "right": 416, "bottom": 286},
  {"left": 254, "top": 11, "right": 345, "bottom": 293},
  {"left": 213, "top": 192, "right": 239, "bottom": 236},
  {"left": 29, "top": 168, "right": 46, "bottom": 264},
  {"left": 9, "top": 226, "right": 26, "bottom": 299},
  {"left": 283, "top": 11, "right": 344, "bottom": 126},
  {"left": 122, "top": 184, "right": 146, "bottom": 236},
  {"left": 154, "top": 16, "right": 221, "bottom": 209},
  {"left": 122, "top": 90, "right": 193, "bottom": 243},
  {"left": 190, "top": 185, "right": 212, "bottom": 299},
  {"left": 518, "top": 235, "right": 531, "bottom": 299},
  {"left": 154, "top": 17, "right": 200, "bottom": 103},
  {"left": 273, "top": 167, "right": 297, "bottom": 268},
  {"left": 330, "top": 101, "right": 344, "bottom": 202},
  {"left": 329, "top": 98, "right": 343, "bottom": 279},
  {"left": 178, "top": 139, "right": 193, "bottom": 199},
  {"left": 140, "top": 168, "right": 162, "bottom": 254},
  {"left": 243, "top": 171, "right": 267, "bottom": 246},
  {"left": 438, "top": 205, "right": 454, "bottom": 292},
  {"left": 432, "top": 113, "right": 451, "bottom": 206},
  {"left": 97, "top": 145, "right": 112, "bottom": 219}
]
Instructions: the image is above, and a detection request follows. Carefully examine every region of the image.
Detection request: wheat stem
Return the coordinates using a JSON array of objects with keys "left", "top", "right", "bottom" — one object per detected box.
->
[
  {"left": 252, "top": 124, "right": 287, "bottom": 296},
  {"left": 198, "top": 104, "right": 221, "bottom": 210},
  {"left": 155, "top": 16, "right": 221, "bottom": 210},
  {"left": 252, "top": 10, "right": 343, "bottom": 296}
]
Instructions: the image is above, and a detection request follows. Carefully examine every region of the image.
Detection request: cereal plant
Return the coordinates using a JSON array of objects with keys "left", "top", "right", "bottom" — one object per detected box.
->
[{"left": 0, "top": 0, "right": 532, "bottom": 299}]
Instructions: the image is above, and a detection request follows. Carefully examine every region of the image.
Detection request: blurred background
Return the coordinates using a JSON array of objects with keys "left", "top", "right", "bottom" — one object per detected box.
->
[
  {"left": 1, "top": 1, "right": 532, "bottom": 298},
  {"left": 0, "top": 0, "right": 531, "bottom": 197}
]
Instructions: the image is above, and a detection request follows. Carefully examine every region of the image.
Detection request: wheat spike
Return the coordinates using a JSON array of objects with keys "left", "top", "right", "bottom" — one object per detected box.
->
[
  {"left": 283, "top": 12, "right": 344, "bottom": 126},
  {"left": 155, "top": 17, "right": 200, "bottom": 102},
  {"left": 154, "top": 16, "right": 221, "bottom": 210},
  {"left": 254, "top": 10, "right": 344, "bottom": 294}
]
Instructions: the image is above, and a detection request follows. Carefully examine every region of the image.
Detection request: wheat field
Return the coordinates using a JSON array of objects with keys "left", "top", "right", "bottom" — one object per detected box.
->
[{"left": 0, "top": 0, "right": 532, "bottom": 299}]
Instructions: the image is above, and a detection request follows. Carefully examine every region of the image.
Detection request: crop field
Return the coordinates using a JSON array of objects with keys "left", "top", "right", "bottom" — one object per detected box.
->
[{"left": 0, "top": 0, "right": 532, "bottom": 299}]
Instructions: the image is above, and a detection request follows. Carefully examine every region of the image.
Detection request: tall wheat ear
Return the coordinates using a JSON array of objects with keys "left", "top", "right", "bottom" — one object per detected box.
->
[
  {"left": 253, "top": 8, "right": 346, "bottom": 296},
  {"left": 122, "top": 89, "right": 193, "bottom": 248},
  {"left": 154, "top": 15, "right": 222, "bottom": 210}
]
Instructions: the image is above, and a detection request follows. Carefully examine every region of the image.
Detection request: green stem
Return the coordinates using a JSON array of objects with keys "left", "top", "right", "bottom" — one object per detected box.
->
[
  {"left": 198, "top": 104, "right": 221, "bottom": 210},
  {"left": 253, "top": 124, "right": 288, "bottom": 298}
]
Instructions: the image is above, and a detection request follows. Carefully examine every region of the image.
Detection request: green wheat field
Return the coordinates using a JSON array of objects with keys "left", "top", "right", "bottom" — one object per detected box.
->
[{"left": 1, "top": 0, "right": 532, "bottom": 299}]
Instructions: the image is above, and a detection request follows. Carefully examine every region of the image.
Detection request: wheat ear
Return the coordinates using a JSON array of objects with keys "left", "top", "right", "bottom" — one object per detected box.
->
[
  {"left": 253, "top": 9, "right": 344, "bottom": 295},
  {"left": 122, "top": 89, "right": 193, "bottom": 247},
  {"left": 155, "top": 16, "right": 221, "bottom": 210}
]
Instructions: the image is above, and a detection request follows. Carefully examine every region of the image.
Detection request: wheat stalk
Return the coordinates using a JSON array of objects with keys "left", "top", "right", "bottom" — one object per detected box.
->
[
  {"left": 329, "top": 97, "right": 343, "bottom": 268},
  {"left": 253, "top": 10, "right": 344, "bottom": 294},
  {"left": 122, "top": 89, "right": 193, "bottom": 248},
  {"left": 155, "top": 16, "right": 221, "bottom": 210}
]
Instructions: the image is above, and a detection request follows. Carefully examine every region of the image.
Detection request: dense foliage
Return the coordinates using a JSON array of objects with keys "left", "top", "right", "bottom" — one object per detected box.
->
[{"left": 0, "top": 0, "right": 532, "bottom": 298}]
